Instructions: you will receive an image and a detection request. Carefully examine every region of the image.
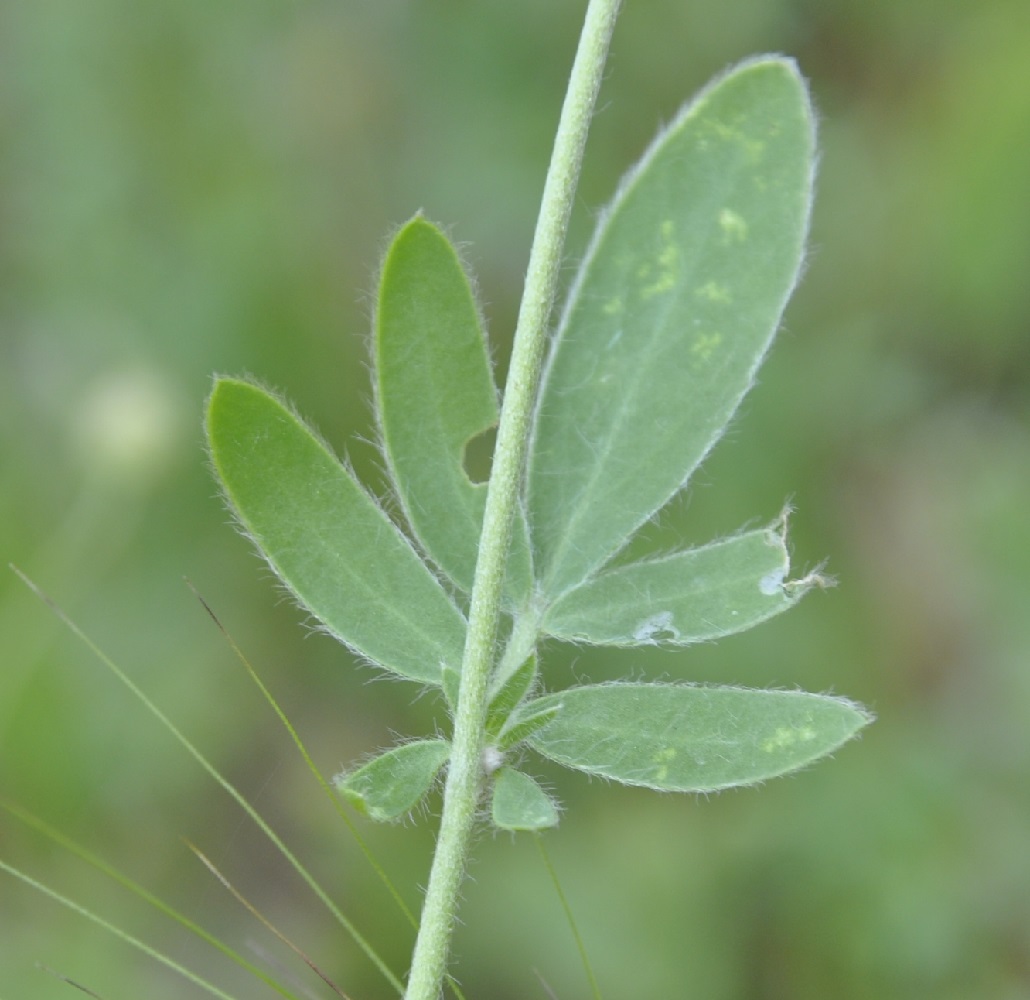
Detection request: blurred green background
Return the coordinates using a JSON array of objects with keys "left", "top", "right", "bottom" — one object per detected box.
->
[{"left": 3, "top": 1, "right": 1030, "bottom": 997}]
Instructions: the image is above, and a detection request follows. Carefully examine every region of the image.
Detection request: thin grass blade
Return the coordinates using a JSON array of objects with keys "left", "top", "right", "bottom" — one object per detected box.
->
[
  {"left": 2, "top": 798, "right": 302, "bottom": 1000},
  {"left": 186, "top": 841, "right": 352, "bottom": 999},
  {"left": 10, "top": 567, "right": 405, "bottom": 996},
  {"left": 189, "top": 585, "right": 421, "bottom": 933},
  {"left": 0, "top": 861, "right": 243, "bottom": 1000}
]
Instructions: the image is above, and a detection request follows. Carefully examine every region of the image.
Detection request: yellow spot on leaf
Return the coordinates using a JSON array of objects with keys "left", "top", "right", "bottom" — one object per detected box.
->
[
  {"left": 651, "top": 746, "right": 677, "bottom": 783},
  {"left": 641, "top": 272, "right": 676, "bottom": 299},
  {"left": 699, "top": 119, "right": 766, "bottom": 161},
  {"left": 690, "top": 331, "right": 723, "bottom": 363},
  {"left": 603, "top": 297, "right": 624, "bottom": 316},
  {"left": 696, "top": 281, "right": 731, "bottom": 303},
  {"left": 719, "top": 208, "right": 748, "bottom": 243},
  {"left": 640, "top": 220, "right": 680, "bottom": 299},
  {"left": 761, "top": 726, "right": 817, "bottom": 753}
]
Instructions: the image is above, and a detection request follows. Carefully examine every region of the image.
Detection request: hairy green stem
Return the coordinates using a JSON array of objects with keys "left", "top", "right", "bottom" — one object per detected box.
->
[{"left": 402, "top": 2, "right": 622, "bottom": 998}]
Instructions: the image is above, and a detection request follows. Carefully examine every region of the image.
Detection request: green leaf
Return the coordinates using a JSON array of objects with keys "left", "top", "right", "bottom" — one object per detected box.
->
[
  {"left": 496, "top": 701, "right": 561, "bottom": 753},
  {"left": 486, "top": 653, "right": 538, "bottom": 736},
  {"left": 206, "top": 377, "right": 467, "bottom": 685},
  {"left": 527, "top": 58, "right": 816, "bottom": 598},
  {"left": 524, "top": 683, "right": 871, "bottom": 792},
  {"left": 441, "top": 663, "right": 461, "bottom": 714},
  {"left": 336, "top": 740, "right": 451, "bottom": 822},
  {"left": 375, "top": 217, "right": 532, "bottom": 604},
  {"left": 491, "top": 767, "right": 559, "bottom": 831},
  {"left": 542, "top": 520, "right": 818, "bottom": 646}
]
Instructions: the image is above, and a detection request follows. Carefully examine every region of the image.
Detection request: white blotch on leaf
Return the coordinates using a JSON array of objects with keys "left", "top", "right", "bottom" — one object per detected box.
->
[
  {"left": 633, "top": 611, "right": 681, "bottom": 643},
  {"left": 759, "top": 567, "right": 787, "bottom": 596}
]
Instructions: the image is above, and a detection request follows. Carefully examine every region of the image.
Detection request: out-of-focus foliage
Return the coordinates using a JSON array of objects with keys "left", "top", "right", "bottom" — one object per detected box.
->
[{"left": 2, "top": 2, "right": 1029, "bottom": 998}]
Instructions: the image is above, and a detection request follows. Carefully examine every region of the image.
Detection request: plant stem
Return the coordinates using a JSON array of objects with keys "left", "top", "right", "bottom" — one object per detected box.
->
[{"left": 402, "top": 2, "right": 622, "bottom": 998}]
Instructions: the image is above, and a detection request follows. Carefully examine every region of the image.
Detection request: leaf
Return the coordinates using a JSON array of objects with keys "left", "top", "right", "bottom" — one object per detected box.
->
[
  {"left": 441, "top": 663, "right": 461, "bottom": 714},
  {"left": 486, "top": 653, "right": 538, "bottom": 736},
  {"left": 524, "top": 683, "right": 872, "bottom": 792},
  {"left": 206, "top": 377, "right": 467, "bottom": 685},
  {"left": 335, "top": 740, "right": 451, "bottom": 822},
  {"left": 491, "top": 767, "right": 559, "bottom": 831},
  {"left": 527, "top": 57, "right": 816, "bottom": 598},
  {"left": 496, "top": 701, "right": 561, "bottom": 753},
  {"left": 542, "top": 520, "right": 817, "bottom": 646},
  {"left": 375, "top": 217, "right": 532, "bottom": 604}
]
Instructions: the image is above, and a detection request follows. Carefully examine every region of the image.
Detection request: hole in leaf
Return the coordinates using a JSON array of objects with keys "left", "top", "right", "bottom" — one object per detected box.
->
[{"left": 462, "top": 425, "right": 497, "bottom": 484}]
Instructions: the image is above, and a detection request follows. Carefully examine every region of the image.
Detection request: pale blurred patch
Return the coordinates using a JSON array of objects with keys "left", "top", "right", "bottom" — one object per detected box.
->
[{"left": 70, "top": 366, "right": 184, "bottom": 486}]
